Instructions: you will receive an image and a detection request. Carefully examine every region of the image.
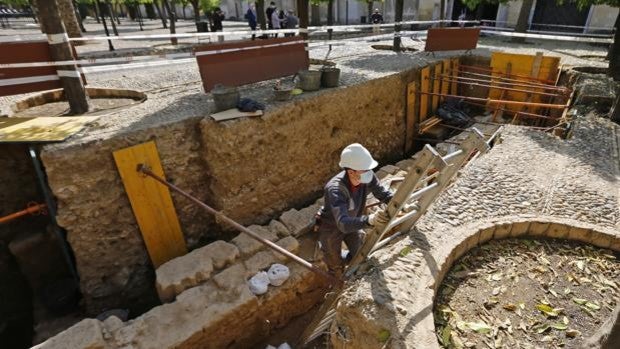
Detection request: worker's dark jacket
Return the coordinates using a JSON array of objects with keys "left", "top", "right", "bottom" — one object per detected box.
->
[{"left": 318, "top": 171, "right": 392, "bottom": 234}]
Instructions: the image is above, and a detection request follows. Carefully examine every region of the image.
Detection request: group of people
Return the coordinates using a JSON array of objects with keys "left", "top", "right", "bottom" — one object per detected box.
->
[{"left": 245, "top": 2, "right": 299, "bottom": 38}]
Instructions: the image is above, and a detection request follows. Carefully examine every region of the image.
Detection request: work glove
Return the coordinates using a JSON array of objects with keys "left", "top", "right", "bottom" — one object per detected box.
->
[{"left": 368, "top": 210, "right": 390, "bottom": 229}]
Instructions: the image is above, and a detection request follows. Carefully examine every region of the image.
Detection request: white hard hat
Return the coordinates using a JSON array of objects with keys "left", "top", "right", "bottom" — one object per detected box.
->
[{"left": 339, "top": 143, "right": 378, "bottom": 171}]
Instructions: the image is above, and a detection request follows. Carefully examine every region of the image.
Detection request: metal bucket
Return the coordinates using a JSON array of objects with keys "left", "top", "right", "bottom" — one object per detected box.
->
[
  {"left": 296, "top": 70, "right": 322, "bottom": 92},
  {"left": 321, "top": 67, "right": 340, "bottom": 88},
  {"left": 211, "top": 84, "right": 240, "bottom": 112}
]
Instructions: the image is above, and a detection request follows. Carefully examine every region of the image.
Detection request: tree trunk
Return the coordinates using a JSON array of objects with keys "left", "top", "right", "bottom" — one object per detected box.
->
[
  {"left": 327, "top": 0, "right": 334, "bottom": 25},
  {"left": 182, "top": 4, "right": 187, "bottom": 19},
  {"left": 393, "top": 0, "right": 403, "bottom": 49},
  {"left": 162, "top": 0, "right": 178, "bottom": 45},
  {"left": 154, "top": 0, "right": 168, "bottom": 28},
  {"left": 297, "top": 0, "right": 309, "bottom": 40},
  {"left": 257, "top": 0, "right": 266, "bottom": 30},
  {"left": 190, "top": 0, "right": 200, "bottom": 22},
  {"left": 56, "top": 0, "right": 82, "bottom": 38},
  {"left": 73, "top": 1, "right": 86, "bottom": 32},
  {"left": 512, "top": 0, "right": 533, "bottom": 43},
  {"left": 146, "top": 3, "right": 156, "bottom": 19},
  {"left": 611, "top": 91, "right": 620, "bottom": 123},
  {"left": 34, "top": 0, "right": 89, "bottom": 114},
  {"left": 608, "top": 12, "right": 620, "bottom": 81},
  {"left": 367, "top": 1, "right": 373, "bottom": 23},
  {"left": 114, "top": 2, "right": 121, "bottom": 25},
  {"left": 310, "top": 4, "right": 320, "bottom": 26},
  {"left": 106, "top": 1, "right": 119, "bottom": 36},
  {"left": 93, "top": 1, "right": 100, "bottom": 23},
  {"left": 95, "top": 0, "right": 114, "bottom": 50},
  {"left": 439, "top": 0, "right": 445, "bottom": 27}
]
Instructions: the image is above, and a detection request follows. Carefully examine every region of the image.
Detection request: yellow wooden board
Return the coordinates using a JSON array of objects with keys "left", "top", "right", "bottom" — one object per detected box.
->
[
  {"left": 0, "top": 116, "right": 99, "bottom": 143},
  {"left": 405, "top": 82, "right": 417, "bottom": 153},
  {"left": 489, "top": 52, "right": 560, "bottom": 113},
  {"left": 432, "top": 62, "right": 442, "bottom": 113},
  {"left": 441, "top": 59, "right": 450, "bottom": 103},
  {"left": 450, "top": 58, "right": 459, "bottom": 95},
  {"left": 113, "top": 141, "right": 187, "bottom": 268},
  {"left": 420, "top": 67, "right": 430, "bottom": 122}
]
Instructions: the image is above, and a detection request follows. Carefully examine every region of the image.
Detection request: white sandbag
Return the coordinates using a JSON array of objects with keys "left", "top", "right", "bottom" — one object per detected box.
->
[
  {"left": 265, "top": 346, "right": 277, "bottom": 349},
  {"left": 277, "top": 343, "right": 292, "bottom": 349},
  {"left": 248, "top": 271, "right": 270, "bottom": 295},
  {"left": 268, "top": 264, "right": 290, "bottom": 286}
]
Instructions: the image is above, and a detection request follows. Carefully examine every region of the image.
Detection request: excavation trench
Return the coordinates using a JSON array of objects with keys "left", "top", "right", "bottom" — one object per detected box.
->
[{"left": 0, "top": 53, "right": 602, "bottom": 349}]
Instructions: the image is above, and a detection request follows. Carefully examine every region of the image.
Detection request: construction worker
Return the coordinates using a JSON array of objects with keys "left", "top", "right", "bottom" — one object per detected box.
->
[{"left": 316, "top": 143, "right": 392, "bottom": 278}]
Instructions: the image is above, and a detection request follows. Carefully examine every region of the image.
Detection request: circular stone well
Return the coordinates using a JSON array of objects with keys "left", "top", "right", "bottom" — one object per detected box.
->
[
  {"left": 435, "top": 237, "right": 619, "bottom": 348},
  {"left": 10, "top": 87, "right": 147, "bottom": 117}
]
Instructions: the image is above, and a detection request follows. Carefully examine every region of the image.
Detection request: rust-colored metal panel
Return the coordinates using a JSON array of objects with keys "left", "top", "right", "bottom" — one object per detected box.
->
[
  {"left": 0, "top": 40, "right": 85, "bottom": 97},
  {"left": 425, "top": 28, "right": 481, "bottom": 52},
  {"left": 194, "top": 36, "right": 309, "bottom": 92}
]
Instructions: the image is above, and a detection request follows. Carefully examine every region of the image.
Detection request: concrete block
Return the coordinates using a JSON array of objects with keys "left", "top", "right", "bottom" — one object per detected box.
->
[
  {"left": 244, "top": 250, "right": 278, "bottom": 275},
  {"left": 280, "top": 208, "right": 314, "bottom": 237},
  {"left": 529, "top": 221, "right": 550, "bottom": 236},
  {"left": 478, "top": 225, "right": 496, "bottom": 244},
  {"left": 232, "top": 225, "right": 278, "bottom": 257},
  {"left": 590, "top": 231, "right": 612, "bottom": 249},
  {"left": 156, "top": 248, "right": 214, "bottom": 303},
  {"left": 273, "top": 236, "right": 301, "bottom": 262},
  {"left": 213, "top": 263, "right": 247, "bottom": 291},
  {"left": 510, "top": 221, "right": 531, "bottom": 237},
  {"left": 379, "top": 164, "right": 400, "bottom": 174},
  {"left": 268, "top": 219, "right": 291, "bottom": 238},
  {"left": 33, "top": 318, "right": 106, "bottom": 349},
  {"left": 200, "top": 240, "right": 240, "bottom": 269},
  {"left": 493, "top": 223, "right": 511, "bottom": 240},
  {"left": 395, "top": 159, "right": 416, "bottom": 172},
  {"left": 567, "top": 226, "right": 592, "bottom": 243},
  {"left": 546, "top": 223, "right": 570, "bottom": 239}
]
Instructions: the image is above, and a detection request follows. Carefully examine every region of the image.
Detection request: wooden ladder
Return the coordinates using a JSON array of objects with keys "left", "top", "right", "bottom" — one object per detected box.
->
[{"left": 298, "top": 127, "right": 493, "bottom": 346}]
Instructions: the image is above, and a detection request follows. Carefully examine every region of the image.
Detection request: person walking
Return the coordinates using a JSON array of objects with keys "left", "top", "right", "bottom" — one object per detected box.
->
[
  {"left": 284, "top": 9, "right": 298, "bottom": 37},
  {"left": 370, "top": 8, "right": 383, "bottom": 36},
  {"left": 246, "top": 3, "right": 257, "bottom": 40},
  {"left": 266, "top": 1, "right": 276, "bottom": 29},
  {"left": 271, "top": 5, "right": 282, "bottom": 37},
  {"left": 211, "top": 7, "right": 225, "bottom": 42},
  {"left": 315, "top": 143, "right": 393, "bottom": 278}
]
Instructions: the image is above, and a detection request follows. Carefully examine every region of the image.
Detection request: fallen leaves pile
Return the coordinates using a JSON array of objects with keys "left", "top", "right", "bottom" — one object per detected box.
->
[{"left": 434, "top": 238, "right": 619, "bottom": 348}]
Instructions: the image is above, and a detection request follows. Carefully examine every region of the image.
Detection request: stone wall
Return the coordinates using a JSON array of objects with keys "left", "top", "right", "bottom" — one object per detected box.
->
[{"left": 40, "top": 69, "right": 413, "bottom": 314}]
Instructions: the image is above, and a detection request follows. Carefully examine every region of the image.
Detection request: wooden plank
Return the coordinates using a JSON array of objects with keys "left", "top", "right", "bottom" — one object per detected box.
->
[
  {"left": 113, "top": 141, "right": 187, "bottom": 268},
  {"left": 432, "top": 62, "right": 442, "bottom": 113},
  {"left": 210, "top": 108, "right": 263, "bottom": 122},
  {"left": 420, "top": 67, "right": 430, "bottom": 122},
  {"left": 424, "top": 28, "right": 481, "bottom": 52},
  {"left": 450, "top": 58, "right": 459, "bottom": 95},
  {"left": 0, "top": 116, "right": 99, "bottom": 143},
  {"left": 405, "top": 82, "right": 417, "bottom": 153},
  {"left": 441, "top": 59, "right": 450, "bottom": 103}
]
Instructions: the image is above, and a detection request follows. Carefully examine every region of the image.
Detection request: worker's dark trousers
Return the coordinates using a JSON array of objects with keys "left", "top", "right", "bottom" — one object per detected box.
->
[{"left": 318, "top": 224, "right": 364, "bottom": 276}]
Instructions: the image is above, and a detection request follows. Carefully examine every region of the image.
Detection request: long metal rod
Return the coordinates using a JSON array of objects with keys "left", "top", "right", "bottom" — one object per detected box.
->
[
  {"left": 416, "top": 91, "right": 568, "bottom": 109},
  {"left": 447, "top": 72, "right": 568, "bottom": 92},
  {"left": 462, "top": 99, "right": 562, "bottom": 121},
  {"left": 0, "top": 203, "right": 46, "bottom": 224},
  {"left": 457, "top": 64, "right": 557, "bottom": 84},
  {"left": 137, "top": 165, "right": 341, "bottom": 286},
  {"left": 434, "top": 75, "right": 567, "bottom": 98}
]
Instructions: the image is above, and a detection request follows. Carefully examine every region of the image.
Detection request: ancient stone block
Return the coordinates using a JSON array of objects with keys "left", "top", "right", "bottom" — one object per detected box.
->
[
  {"left": 590, "top": 231, "right": 612, "bottom": 249},
  {"left": 478, "top": 225, "right": 496, "bottom": 244},
  {"left": 452, "top": 237, "right": 471, "bottom": 262},
  {"left": 35, "top": 318, "right": 106, "bottom": 349},
  {"left": 268, "top": 219, "right": 291, "bottom": 238},
  {"left": 155, "top": 248, "right": 214, "bottom": 303},
  {"left": 200, "top": 240, "right": 240, "bottom": 269},
  {"left": 610, "top": 236, "right": 620, "bottom": 252},
  {"left": 465, "top": 231, "right": 480, "bottom": 251},
  {"left": 493, "top": 223, "right": 511, "bottom": 240},
  {"left": 244, "top": 250, "right": 278, "bottom": 275},
  {"left": 567, "top": 226, "right": 592, "bottom": 243},
  {"left": 213, "top": 263, "right": 247, "bottom": 291},
  {"left": 380, "top": 164, "right": 400, "bottom": 174},
  {"left": 395, "top": 158, "right": 416, "bottom": 171},
  {"left": 510, "top": 221, "right": 531, "bottom": 237},
  {"left": 232, "top": 225, "right": 279, "bottom": 257},
  {"left": 102, "top": 315, "right": 124, "bottom": 334},
  {"left": 376, "top": 170, "right": 390, "bottom": 180},
  {"left": 529, "top": 221, "right": 550, "bottom": 236},
  {"left": 280, "top": 208, "right": 314, "bottom": 237},
  {"left": 273, "top": 236, "right": 301, "bottom": 262},
  {"left": 546, "top": 223, "right": 570, "bottom": 239}
]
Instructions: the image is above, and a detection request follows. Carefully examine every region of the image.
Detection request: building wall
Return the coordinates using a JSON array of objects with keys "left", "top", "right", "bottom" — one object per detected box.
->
[{"left": 587, "top": 5, "right": 619, "bottom": 31}]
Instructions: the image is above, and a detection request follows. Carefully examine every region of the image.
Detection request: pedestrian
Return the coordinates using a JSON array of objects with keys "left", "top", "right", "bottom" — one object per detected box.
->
[
  {"left": 271, "top": 5, "right": 281, "bottom": 37},
  {"left": 246, "top": 3, "right": 257, "bottom": 40},
  {"left": 266, "top": 1, "right": 276, "bottom": 29},
  {"left": 315, "top": 143, "right": 393, "bottom": 278},
  {"left": 370, "top": 8, "right": 383, "bottom": 35},
  {"left": 458, "top": 10, "right": 466, "bottom": 28},
  {"left": 284, "top": 9, "right": 298, "bottom": 37},
  {"left": 211, "top": 7, "right": 225, "bottom": 42}
]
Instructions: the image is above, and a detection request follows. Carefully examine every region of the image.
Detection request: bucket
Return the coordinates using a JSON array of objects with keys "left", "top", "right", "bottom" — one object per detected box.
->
[
  {"left": 321, "top": 67, "right": 340, "bottom": 88},
  {"left": 274, "top": 88, "right": 292, "bottom": 101},
  {"left": 211, "top": 84, "right": 240, "bottom": 112},
  {"left": 296, "top": 70, "right": 322, "bottom": 92}
]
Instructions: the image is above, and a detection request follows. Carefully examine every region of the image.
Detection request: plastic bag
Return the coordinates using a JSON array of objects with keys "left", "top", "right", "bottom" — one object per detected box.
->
[
  {"left": 267, "top": 264, "right": 290, "bottom": 286},
  {"left": 248, "top": 271, "right": 270, "bottom": 295}
]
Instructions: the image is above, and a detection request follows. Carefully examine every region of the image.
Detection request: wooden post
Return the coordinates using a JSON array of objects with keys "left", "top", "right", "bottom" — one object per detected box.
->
[
  {"left": 162, "top": 0, "right": 177, "bottom": 45},
  {"left": 297, "top": 0, "right": 309, "bottom": 42},
  {"left": 35, "top": 0, "right": 89, "bottom": 115}
]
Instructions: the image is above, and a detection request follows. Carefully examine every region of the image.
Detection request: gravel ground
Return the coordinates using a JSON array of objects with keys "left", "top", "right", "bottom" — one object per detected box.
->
[{"left": 0, "top": 19, "right": 612, "bottom": 147}]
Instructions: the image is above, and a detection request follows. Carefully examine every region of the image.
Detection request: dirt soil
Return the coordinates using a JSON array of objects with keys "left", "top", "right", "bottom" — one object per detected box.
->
[
  {"left": 435, "top": 238, "right": 620, "bottom": 349},
  {"left": 12, "top": 98, "right": 142, "bottom": 117}
]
